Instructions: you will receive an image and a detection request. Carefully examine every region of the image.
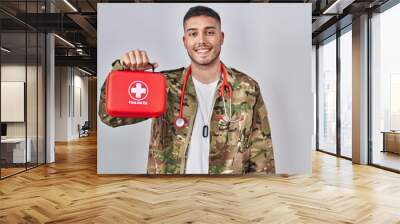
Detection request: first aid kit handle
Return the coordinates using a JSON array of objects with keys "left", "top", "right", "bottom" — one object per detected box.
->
[
  {"left": 147, "top": 62, "right": 155, "bottom": 72},
  {"left": 112, "top": 60, "right": 156, "bottom": 72}
]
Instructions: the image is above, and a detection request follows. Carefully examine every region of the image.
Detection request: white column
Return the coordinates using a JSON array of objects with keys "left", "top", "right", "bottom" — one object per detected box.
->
[
  {"left": 352, "top": 14, "right": 369, "bottom": 164},
  {"left": 46, "top": 33, "right": 55, "bottom": 163},
  {"left": 45, "top": 0, "right": 55, "bottom": 163}
]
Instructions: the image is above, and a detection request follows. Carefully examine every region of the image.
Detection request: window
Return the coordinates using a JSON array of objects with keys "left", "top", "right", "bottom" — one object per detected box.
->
[
  {"left": 318, "top": 36, "right": 337, "bottom": 154},
  {"left": 371, "top": 3, "right": 400, "bottom": 171},
  {"left": 0, "top": 1, "right": 47, "bottom": 179},
  {"left": 340, "top": 28, "right": 352, "bottom": 158}
]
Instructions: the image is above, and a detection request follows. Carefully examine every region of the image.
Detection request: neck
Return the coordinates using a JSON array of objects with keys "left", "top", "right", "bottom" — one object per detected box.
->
[{"left": 191, "top": 59, "right": 221, "bottom": 84}]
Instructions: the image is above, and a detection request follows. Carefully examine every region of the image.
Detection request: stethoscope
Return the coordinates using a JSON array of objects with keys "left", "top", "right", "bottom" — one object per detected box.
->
[{"left": 174, "top": 63, "right": 240, "bottom": 131}]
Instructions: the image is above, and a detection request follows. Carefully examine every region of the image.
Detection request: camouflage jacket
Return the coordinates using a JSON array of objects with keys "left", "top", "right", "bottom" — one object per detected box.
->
[{"left": 99, "top": 62, "right": 275, "bottom": 175}]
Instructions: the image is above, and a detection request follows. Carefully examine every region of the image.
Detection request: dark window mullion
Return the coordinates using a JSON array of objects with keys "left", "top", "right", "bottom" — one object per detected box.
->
[
  {"left": 336, "top": 29, "right": 341, "bottom": 157},
  {"left": 316, "top": 45, "right": 320, "bottom": 150},
  {"left": 367, "top": 11, "right": 373, "bottom": 165},
  {"left": 24, "top": 0, "right": 28, "bottom": 171},
  {"left": 36, "top": 0, "right": 39, "bottom": 167}
]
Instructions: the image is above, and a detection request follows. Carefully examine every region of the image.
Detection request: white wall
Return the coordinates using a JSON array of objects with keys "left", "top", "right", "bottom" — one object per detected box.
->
[
  {"left": 72, "top": 72, "right": 89, "bottom": 138},
  {"left": 1, "top": 65, "right": 26, "bottom": 130},
  {"left": 55, "top": 67, "right": 68, "bottom": 141},
  {"left": 98, "top": 3, "right": 313, "bottom": 174},
  {"left": 55, "top": 67, "right": 89, "bottom": 141},
  {"left": 1, "top": 65, "right": 38, "bottom": 138}
]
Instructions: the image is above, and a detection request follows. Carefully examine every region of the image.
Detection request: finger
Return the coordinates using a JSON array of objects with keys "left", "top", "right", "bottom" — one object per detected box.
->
[
  {"left": 119, "top": 59, "right": 125, "bottom": 68},
  {"left": 120, "top": 54, "right": 130, "bottom": 67},
  {"left": 134, "top": 50, "right": 143, "bottom": 69},
  {"left": 141, "top": 51, "right": 149, "bottom": 65},
  {"left": 141, "top": 51, "right": 149, "bottom": 69},
  {"left": 141, "top": 51, "right": 151, "bottom": 70},
  {"left": 128, "top": 51, "right": 137, "bottom": 70}
]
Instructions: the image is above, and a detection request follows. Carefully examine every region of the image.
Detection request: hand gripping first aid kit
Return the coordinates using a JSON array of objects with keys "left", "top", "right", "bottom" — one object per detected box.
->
[{"left": 105, "top": 64, "right": 166, "bottom": 118}]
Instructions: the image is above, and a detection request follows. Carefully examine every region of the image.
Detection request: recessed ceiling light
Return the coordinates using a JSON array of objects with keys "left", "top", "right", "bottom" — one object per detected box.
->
[
  {"left": 322, "top": 0, "right": 354, "bottom": 15},
  {"left": 77, "top": 67, "right": 93, "bottom": 76},
  {"left": 63, "top": 0, "right": 78, "bottom": 12},
  {"left": 1, "top": 47, "right": 11, "bottom": 53},
  {"left": 54, "top": 34, "right": 75, "bottom": 48}
]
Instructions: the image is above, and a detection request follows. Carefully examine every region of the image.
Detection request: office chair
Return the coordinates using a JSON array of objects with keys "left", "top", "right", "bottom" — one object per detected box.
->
[{"left": 79, "top": 121, "right": 90, "bottom": 138}]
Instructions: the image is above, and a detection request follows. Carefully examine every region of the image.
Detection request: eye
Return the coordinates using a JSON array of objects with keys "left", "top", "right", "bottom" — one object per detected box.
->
[
  {"left": 207, "top": 30, "right": 216, "bottom": 35},
  {"left": 188, "top": 31, "right": 197, "bottom": 37}
]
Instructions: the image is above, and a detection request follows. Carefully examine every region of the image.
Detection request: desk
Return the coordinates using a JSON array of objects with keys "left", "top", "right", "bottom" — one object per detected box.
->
[
  {"left": 382, "top": 131, "right": 400, "bottom": 154},
  {"left": 1, "top": 138, "right": 31, "bottom": 163}
]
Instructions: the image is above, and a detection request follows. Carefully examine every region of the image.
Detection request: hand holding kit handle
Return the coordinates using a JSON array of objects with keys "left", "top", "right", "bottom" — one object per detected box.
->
[{"left": 105, "top": 50, "right": 166, "bottom": 118}]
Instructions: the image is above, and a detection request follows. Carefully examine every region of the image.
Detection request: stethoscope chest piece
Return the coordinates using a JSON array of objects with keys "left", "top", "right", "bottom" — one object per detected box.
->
[{"left": 174, "top": 117, "right": 186, "bottom": 128}]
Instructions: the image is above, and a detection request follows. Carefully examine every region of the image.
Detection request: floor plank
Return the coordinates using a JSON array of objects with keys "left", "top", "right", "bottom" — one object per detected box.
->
[{"left": 0, "top": 134, "right": 400, "bottom": 224}]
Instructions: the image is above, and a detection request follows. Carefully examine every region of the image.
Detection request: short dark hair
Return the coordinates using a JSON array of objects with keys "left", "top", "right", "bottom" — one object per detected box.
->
[{"left": 183, "top": 6, "right": 221, "bottom": 27}]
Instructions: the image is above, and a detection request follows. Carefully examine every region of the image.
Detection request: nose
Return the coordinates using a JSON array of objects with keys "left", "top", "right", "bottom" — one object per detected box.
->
[{"left": 197, "top": 32, "right": 206, "bottom": 44}]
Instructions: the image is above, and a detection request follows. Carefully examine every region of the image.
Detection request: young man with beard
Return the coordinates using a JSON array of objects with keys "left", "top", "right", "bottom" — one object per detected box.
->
[{"left": 99, "top": 6, "right": 275, "bottom": 175}]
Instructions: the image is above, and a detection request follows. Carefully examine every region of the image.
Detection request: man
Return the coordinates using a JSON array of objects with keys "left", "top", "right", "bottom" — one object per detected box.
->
[{"left": 99, "top": 6, "right": 275, "bottom": 175}]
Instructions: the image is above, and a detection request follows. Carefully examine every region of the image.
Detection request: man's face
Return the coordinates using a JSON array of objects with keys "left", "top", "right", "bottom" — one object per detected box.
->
[{"left": 183, "top": 15, "right": 224, "bottom": 67}]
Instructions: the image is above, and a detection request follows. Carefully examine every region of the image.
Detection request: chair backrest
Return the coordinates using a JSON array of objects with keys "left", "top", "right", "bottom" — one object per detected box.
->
[{"left": 82, "top": 121, "right": 90, "bottom": 129}]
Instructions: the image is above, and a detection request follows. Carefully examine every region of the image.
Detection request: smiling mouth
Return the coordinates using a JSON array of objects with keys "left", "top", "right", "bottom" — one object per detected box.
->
[{"left": 195, "top": 48, "right": 211, "bottom": 55}]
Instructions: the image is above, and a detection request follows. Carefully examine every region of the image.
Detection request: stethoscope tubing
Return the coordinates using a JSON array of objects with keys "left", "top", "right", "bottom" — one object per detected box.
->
[{"left": 175, "top": 63, "right": 233, "bottom": 129}]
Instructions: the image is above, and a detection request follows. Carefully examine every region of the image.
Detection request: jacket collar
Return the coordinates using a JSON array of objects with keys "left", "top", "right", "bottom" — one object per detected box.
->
[{"left": 180, "top": 62, "right": 236, "bottom": 95}]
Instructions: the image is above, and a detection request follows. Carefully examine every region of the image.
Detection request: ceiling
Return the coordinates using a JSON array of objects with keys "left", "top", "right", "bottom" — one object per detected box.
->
[{"left": 0, "top": 0, "right": 392, "bottom": 75}]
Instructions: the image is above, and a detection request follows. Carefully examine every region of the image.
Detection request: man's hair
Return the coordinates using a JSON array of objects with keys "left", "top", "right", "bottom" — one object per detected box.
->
[{"left": 183, "top": 6, "right": 221, "bottom": 27}]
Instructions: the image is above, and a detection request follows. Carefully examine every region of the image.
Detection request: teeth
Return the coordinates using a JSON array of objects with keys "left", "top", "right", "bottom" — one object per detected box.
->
[{"left": 196, "top": 49, "right": 209, "bottom": 53}]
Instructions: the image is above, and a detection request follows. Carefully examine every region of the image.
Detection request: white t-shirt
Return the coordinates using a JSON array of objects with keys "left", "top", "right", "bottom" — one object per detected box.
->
[{"left": 185, "top": 76, "right": 219, "bottom": 174}]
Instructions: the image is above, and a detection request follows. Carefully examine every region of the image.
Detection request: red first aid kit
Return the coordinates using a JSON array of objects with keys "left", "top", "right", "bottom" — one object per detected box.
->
[{"left": 105, "top": 70, "right": 166, "bottom": 118}]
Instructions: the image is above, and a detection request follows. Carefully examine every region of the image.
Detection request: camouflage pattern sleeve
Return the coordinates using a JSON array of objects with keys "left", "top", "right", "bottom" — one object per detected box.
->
[
  {"left": 111, "top": 59, "right": 125, "bottom": 71},
  {"left": 246, "top": 83, "right": 275, "bottom": 174},
  {"left": 98, "top": 60, "right": 147, "bottom": 128}
]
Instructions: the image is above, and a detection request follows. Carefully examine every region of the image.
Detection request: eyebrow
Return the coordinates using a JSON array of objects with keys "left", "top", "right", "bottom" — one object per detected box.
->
[{"left": 185, "top": 26, "right": 218, "bottom": 32}]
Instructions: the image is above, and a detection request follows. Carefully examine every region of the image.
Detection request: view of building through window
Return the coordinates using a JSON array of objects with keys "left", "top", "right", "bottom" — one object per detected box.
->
[
  {"left": 318, "top": 37, "right": 337, "bottom": 155},
  {"left": 371, "top": 3, "right": 400, "bottom": 170},
  {"left": 340, "top": 29, "right": 352, "bottom": 158}
]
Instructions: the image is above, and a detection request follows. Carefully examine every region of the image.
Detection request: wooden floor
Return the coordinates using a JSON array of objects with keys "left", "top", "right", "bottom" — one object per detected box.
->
[
  {"left": 1, "top": 135, "right": 400, "bottom": 224},
  {"left": 0, "top": 167, "right": 26, "bottom": 178},
  {"left": 1, "top": 163, "right": 45, "bottom": 178},
  {"left": 373, "top": 150, "right": 400, "bottom": 171}
]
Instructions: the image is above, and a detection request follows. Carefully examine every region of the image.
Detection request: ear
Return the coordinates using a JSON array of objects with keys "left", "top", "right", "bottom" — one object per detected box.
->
[
  {"left": 221, "top": 31, "right": 225, "bottom": 45},
  {"left": 182, "top": 35, "right": 188, "bottom": 49}
]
